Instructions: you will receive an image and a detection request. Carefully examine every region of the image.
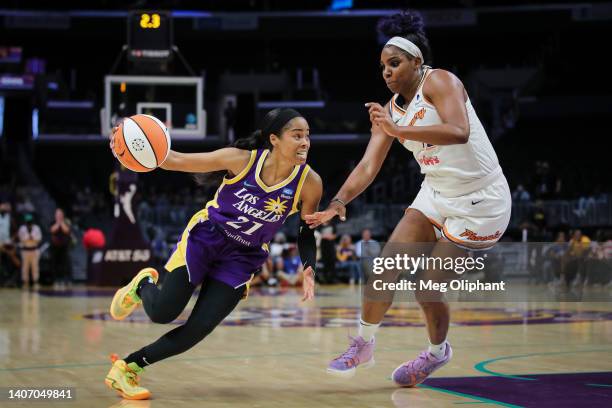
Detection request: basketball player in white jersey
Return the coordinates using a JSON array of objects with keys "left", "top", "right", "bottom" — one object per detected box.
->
[{"left": 306, "top": 10, "right": 511, "bottom": 386}]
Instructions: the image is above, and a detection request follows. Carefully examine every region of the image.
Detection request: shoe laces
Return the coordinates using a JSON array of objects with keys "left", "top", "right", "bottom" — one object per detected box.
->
[
  {"left": 125, "top": 368, "right": 140, "bottom": 386},
  {"left": 336, "top": 336, "right": 362, "bottom": 361},
  {"left": 110, "top": 353, "right": 141, "bottom": 386},
  {"left": 405, "top": 351, "right": 433, "bottom": 372}
]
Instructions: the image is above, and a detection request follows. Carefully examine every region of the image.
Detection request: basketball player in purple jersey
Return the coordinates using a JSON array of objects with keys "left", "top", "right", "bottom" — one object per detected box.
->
[
  {"left": 105, "top": 109, "right": 322, "bottom": 400},
  {"left": 307, "top": 10, "right": 510, "bottom": 386}
]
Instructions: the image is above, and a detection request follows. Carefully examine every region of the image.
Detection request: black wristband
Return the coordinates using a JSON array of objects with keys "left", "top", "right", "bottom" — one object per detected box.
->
[{"left": 297, "top": 219, "right": 317, "bottom": 276}]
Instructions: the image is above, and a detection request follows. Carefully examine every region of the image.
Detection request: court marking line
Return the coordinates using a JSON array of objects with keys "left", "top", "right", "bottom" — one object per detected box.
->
[
  {"left": 586, "top": 383, "right": 612, "bottom": 387},
  {"left": 2, "top": 346, "right": 610, "bottom": 375},
  {"left": 419, "top": 385, "right": 523, "bottom": 408},
  {"left": 473, "top": 349, "right": 611, "bottom": 380}
]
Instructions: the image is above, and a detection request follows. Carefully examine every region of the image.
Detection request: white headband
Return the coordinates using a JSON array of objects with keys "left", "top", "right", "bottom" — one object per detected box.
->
[{"left": 385, "top": 36, "right": 424, "bottom": 63}]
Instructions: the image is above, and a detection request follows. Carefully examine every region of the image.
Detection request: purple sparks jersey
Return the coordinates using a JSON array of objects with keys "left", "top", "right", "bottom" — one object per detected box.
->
[{"left": 206, "top": 149, "right": 310, "bottom": 247}]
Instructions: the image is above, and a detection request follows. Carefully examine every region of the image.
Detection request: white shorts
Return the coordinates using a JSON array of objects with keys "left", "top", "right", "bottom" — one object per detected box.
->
[{"left": 409, "top": 175, "right": 511, "bottom": 250}]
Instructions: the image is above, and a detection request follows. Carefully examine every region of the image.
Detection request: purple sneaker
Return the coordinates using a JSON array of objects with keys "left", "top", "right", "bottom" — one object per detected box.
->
[
  {"left": 327, "top": 336, "right": 375, "bottom": 378},
  {"left": 392, "top": 343, "right": 453, "bottom": 387}
]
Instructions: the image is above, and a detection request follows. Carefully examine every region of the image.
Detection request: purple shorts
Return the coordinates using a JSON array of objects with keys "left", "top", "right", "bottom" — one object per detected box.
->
[{"left": 165, "top": 219, "right": 268, "bottom": 288}]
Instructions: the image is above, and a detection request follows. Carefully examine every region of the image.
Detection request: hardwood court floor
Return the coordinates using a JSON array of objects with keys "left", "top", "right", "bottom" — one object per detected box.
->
[{"left": 1, "top": 284, "right": 611, "bottom": 407}]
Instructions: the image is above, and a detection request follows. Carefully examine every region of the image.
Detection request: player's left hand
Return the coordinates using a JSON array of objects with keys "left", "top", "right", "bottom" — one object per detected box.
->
[
  {"left": 109, "top": 126, "right": 119, "bottom": 158},
  {"left": 301, "top": 266, "right": 315, "bottom": 302},
  {"left": 365, "top": 102, "right": 401, "bottom": 138}
]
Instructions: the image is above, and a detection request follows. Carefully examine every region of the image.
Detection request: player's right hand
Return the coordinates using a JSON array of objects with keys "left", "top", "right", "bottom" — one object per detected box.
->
[
  {"left": 301, "top": 266, "right": 315, "bottom": 302},
  {"left": 304, "top": 202, "right": 346, "bottom": 229}
]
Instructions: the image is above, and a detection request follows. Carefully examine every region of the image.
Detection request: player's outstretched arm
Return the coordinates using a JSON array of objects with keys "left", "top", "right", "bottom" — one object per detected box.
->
[
  {"left": 298, "top": 170, "right": 323, "bottom": 301},
  {"left": 160, "top": 147, "right": 251, "bottom": 176},
  {"left": 305, "top": 117, "right": 393, "bottom": 228}
]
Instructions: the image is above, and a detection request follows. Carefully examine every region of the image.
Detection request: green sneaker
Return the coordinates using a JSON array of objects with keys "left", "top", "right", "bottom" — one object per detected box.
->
[{"left": 110, "top": 268, "right": 159, "bottom": 320}]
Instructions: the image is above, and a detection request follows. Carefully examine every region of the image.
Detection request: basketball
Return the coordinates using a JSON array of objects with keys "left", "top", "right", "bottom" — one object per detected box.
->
[{"left": 112, "top": 114, "right": 171, "bottom": 172}]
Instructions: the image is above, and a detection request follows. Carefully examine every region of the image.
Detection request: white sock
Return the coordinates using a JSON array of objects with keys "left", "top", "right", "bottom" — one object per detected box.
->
[
  {"left": 358, "top": 319, "right": 380, "bottom": 341},
  {"left": 428, "top": 340, "right": 447, "bottom": 359}
]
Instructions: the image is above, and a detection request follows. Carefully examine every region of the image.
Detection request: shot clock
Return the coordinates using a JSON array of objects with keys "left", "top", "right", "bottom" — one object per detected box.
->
[{"left": 127, "top": 11, "right": 173, "bottom": 62}]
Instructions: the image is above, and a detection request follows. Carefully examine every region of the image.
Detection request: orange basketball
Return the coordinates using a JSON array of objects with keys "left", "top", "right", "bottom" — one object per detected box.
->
[{"left": 112, "top": 114, "right": 171, "bottom": 172}]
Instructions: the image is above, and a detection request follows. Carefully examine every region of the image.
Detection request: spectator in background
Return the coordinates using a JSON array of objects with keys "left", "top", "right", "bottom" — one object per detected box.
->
[
  {"left": 50, "top": 208, "right": 72, "bottom": 288},
  {"left": 0, "top": 202, "right": 12, "bottom": 244},
  {"left": 262, "top": 232, "right": 289, "bottom": 287},
  {"left": 250, "top": 255, "right": 275, "bottom": 287},
  {"left": 16, "top": 192, "right": 35, "bottom": 214},
  {"left": 0, "top": 202, "right": 20, "bottom": 286},
  {"left": 530, "top": 200, "right": 548, "bottom": 235},
  {"left": 18, "top": 214, "right": 42, "bottom": 289},
  {"left": 563, "top": 229, "right": 591, "bottom": 287},
  {"left": 270, "top": 232, "right": 288, "bottom": 261},
  {"left": 543, "top": 231, "right": 567, "bottom": 284},
  {"left": 355, "top": 228, "right": 381, "bottom": 282},
  {"left": 512, "top": 184, "right": 531, "bottom": 202},
  {"left": 276, "top": 245, "right": 304, "bottom": 287},
  {"left": 336, "top": 234, "right": 360, "bottom": 284},
  {"left": 584, "top": 231, "right": 612, "bottom": 286}
]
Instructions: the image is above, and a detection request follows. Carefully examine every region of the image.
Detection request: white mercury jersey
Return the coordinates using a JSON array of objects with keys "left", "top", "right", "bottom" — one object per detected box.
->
[{"left": 390, "top": 67, "right": 502, "bottom": 197}]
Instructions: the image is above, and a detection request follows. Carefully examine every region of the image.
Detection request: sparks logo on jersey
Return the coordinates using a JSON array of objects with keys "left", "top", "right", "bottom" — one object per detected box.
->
[
  {"left": 263, "top": 197, "right": 288, "bottom": 216},
  {"left": 459, "top": 229, "right": 501, "bottom": 242}
]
